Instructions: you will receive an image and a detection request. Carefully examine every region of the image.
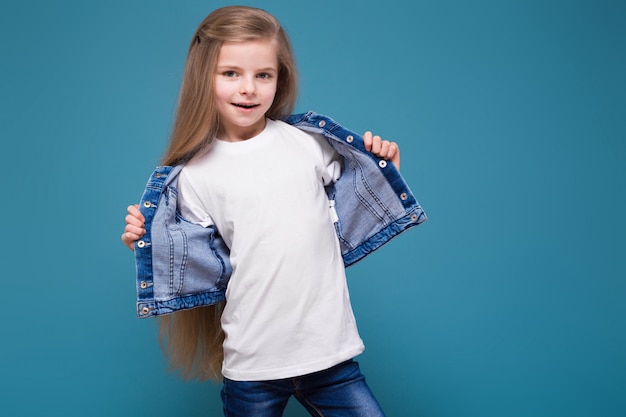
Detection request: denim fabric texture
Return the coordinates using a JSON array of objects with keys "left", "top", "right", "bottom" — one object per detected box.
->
[
  {"left": 134, "top": 165, "right": 231, "bottom": 318},
  {"left": 221, "top": 360, "right": 385, "bottom": 417},
  {"left": 134, "top": 112, "right": 427, "bottom": 318}
]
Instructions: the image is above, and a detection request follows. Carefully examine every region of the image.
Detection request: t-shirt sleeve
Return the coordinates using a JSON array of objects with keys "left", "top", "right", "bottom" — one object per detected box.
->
[{"left": 177, "top": 169, "right": 215, "bottom": 227}]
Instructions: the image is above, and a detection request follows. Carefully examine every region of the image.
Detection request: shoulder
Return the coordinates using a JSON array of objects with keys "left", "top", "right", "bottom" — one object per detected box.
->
[
  {"left": 271, "top": 118, "right": 314, "bottom": 139},
  {"left": 273, "top": 119, "right": 342, "bottom": 166},
  {"left": 270, "top": 119, "right": 323, "bottom": 147},
  {"left": 271, "top": 119, "right": 327, "bottom": 147}
]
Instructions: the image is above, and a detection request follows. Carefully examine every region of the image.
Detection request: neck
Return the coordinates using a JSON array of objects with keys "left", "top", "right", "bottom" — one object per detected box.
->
[{"left": 218, "top": 118, "right": 267, "bottom": 142}]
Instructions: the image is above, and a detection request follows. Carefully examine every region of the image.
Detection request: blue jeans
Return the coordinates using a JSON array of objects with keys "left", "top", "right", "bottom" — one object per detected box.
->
[{"left": 221, "top": 360, "right": 386, "bottom": 417}]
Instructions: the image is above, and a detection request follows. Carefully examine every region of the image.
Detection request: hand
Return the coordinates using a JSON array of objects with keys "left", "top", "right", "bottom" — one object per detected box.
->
[
  {"left": 121, "top": 204, "right": 146, "bottom": 251},
  {"left": 363, "top": 131, "right": 400, "bottom": 170}
]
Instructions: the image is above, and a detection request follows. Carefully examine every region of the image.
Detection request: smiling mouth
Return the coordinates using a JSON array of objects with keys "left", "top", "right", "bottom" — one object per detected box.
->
[{"left": 232, "top": 103, "right": 259, "bottom": 109}]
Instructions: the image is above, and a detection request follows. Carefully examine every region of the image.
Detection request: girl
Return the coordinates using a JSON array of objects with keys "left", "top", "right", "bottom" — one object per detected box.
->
[{"left": 122, "top": 6, "right": 426, "bottom": 417}]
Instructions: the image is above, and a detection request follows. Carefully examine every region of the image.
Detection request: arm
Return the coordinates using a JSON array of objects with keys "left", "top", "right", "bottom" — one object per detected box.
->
[
  {"left": 363, "top": 131, "right": 400, "bottom": 171},
  {"left": 121, "top": 204, "right": 146, "bottom": 251}
]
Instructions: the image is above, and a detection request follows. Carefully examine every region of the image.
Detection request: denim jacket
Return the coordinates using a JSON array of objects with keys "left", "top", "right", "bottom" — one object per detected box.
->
[{"left": 134, "top": 112, "right": 427, "bottom": 318}]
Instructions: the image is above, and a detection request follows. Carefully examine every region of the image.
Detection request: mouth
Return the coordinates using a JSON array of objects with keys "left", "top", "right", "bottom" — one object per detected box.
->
[{"left": 232, "top": 103, "right": 260, "bottom": 109}]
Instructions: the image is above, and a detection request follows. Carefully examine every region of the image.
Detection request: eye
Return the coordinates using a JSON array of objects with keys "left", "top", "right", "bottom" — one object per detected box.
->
[
  {"left": 257, "top": 72, "right": 272, "bottom": 80},
  {"left": 223, "top": 71, "right": 237, "bottom": 77}
]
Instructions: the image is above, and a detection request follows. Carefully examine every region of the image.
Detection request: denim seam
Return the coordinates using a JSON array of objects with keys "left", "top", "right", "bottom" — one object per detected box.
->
[
  {"left": 209, "top": 233, "right": 226, "bottom": 289},
  {"left": 293, "top": 386, "right": 324, "bottom": 417},
  {"left": 333, "top": 222, "right": 353, "bottom": 251},
  {"left": 166, "top": 224, "right": 175, "bottom": 294},
  {"left": 177, "top": 227, "right": 188, "bottom": 295}
]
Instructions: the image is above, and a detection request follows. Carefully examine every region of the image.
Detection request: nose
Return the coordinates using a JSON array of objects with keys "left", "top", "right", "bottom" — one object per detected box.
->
[{"left": 239, "top": 76, "right": 256, "bottom": 95}]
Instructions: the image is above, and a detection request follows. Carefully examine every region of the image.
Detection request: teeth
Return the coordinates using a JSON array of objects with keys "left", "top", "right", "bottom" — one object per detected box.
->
[{"left": 234, "top": 103, "right": 257, "bottom": 108}]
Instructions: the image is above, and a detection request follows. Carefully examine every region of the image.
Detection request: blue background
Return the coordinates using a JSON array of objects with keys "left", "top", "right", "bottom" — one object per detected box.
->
[{"left": 2, "top": 0, "right": 624, "bottom": 416}]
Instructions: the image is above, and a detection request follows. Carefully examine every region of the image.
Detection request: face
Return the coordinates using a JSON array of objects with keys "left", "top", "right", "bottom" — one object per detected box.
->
[{"left": 214, "top": 39, "right": 279, "bottom": 142}]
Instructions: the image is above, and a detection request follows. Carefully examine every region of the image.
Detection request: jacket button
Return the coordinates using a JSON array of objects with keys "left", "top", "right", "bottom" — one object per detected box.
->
[
  {"left": 140, "top": 281, "right": 148, "bottom": 289},
  {"left": 141, "top": 307, "right": 150, "bottom": 315},
  {"left": 318, "top": 120, "right": 326, "bottom": 127},
  {"left": 346, "top": 135, "right": 354, "bottom": 143},
  {"left": 400, "top": 192, "right": 408, "bottom": 200},
  {"left": 410, "top": 213, "right": 419, "bottom": 222},
  {"left": 143, "top": 201, "right": 152, "bottom": 208},
  {"left": 378, "top": 160, "right": 387, "bottom": 168},
  {"left": 137, "top": 240, "right": 146, "bottom": 248}
]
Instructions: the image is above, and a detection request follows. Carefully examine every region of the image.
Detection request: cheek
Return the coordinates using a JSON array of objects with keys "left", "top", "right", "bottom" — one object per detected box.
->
[
  {"left": 214, "top": 81, "right": 232, "bottom": 101},
  {"left": 264, "top": 82, "right": 278, "bottom": 101}
]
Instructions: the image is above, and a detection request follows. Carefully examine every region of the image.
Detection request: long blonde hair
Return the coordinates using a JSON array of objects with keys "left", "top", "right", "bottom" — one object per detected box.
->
[{"left": 158, "top": 6, "right": 299, "bottom": 381}]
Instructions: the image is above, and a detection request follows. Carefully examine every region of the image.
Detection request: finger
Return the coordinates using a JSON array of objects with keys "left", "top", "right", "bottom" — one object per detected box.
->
[
  {"left": 121, "top": 227, "right": 143, "bottom": 248},
  {"left": 388, "top": 142, "right": 400, "bottom": 159},
  {"left": 122, "top": 224, "right": 145, "bottom": 243},
  {"left": 371, "top": 135, "right": 382, "bottom": 155},
  {"left": 389, "top": 142, "right": 401, "bottom": 170},
  {"left": 125, "top": 213, "right": 144, "bottom": 227},
  {"left": 123, "top": 231, "right": 143, "bottom": 241},
  {"left": 127, "top": 204, "right": 145, "bottom": 223},
  {"left": 379, "top": 140, "right": 391, "bottom": 158},
  {"left": 363, "top": 131, "right": 373, "bottom": 151},
  {"left": 121, "top": 232, "right": 137, "bottom": 251},
  {"left": 125, "top": 204, "right": 145, "bottom": 227},
  {"left": 124, "top": 224, "right": 145, "bottom": 236}
]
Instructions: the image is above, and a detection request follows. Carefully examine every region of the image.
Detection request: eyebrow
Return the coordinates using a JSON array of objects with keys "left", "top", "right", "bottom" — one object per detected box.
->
[{"left": 216, "top": 65, "right": 278, "bottom": 72}]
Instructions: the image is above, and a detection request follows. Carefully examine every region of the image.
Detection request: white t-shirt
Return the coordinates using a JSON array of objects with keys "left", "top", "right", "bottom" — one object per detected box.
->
[{"left": 177, "top": 119, "right": 364, "bottom": 381}]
